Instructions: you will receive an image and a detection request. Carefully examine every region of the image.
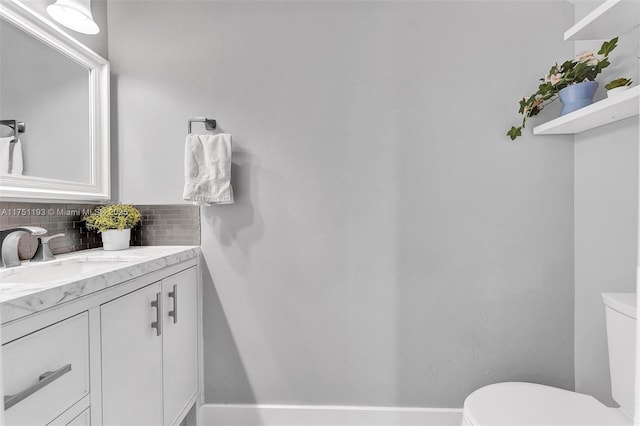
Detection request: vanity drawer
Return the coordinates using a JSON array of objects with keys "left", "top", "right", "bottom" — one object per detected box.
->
[
  {"left": 3, "top": 313, "right": 90, "bottom": 426},
  {"left": 65, "top": 408, "right": 90, "bottom": 426}
]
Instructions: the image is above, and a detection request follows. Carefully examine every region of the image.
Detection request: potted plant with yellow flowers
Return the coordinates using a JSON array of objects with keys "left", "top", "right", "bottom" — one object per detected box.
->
[
  {"left": 83, "top": 204, "right": 142, "bottom": 250},
  {"left": 507, "top": 37, "right": 618, "bottom": 140}
]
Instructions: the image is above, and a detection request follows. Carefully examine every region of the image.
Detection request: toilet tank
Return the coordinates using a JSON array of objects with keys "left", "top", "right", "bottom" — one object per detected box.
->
[{"left": 602, "top": 293, "right": 636, "bottom": 418}]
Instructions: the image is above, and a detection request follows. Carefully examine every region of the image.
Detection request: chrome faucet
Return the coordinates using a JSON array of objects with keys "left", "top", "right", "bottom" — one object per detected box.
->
[
  {"left": 0, "top": 226, "right": 47, "bottom": 268},
  {"left": 31, "top": 233, "right": 65, "bottom": 262}
]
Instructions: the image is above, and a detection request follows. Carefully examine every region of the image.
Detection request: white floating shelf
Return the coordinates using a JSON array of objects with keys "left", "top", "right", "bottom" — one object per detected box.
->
[
  {"left": 533, "top": 85, "right": 640, "bottom": 135},
  {"left": 565, "top": 0, "right": 640, "bottom": 41}
]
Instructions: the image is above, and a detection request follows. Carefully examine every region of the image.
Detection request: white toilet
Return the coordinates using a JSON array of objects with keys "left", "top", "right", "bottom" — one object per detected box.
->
[{"left": 461, "top": 293, "right": 636, "bottom": 426}]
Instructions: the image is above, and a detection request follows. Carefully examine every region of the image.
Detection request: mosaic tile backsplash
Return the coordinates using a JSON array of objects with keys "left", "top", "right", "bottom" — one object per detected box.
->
[{"left": 0, "top": 202, "right": 200, "bottom": 260}]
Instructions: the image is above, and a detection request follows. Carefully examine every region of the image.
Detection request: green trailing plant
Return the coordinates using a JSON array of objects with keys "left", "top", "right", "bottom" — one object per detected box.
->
[
  {"left": 507, "top": 37, "right": 618, "bottom": 140},
  {"left": 83, "top": 204, "right": 142, "bottom": 233},
  {"left": 605, "top": 77, "right": 632, "bottom": 90}
]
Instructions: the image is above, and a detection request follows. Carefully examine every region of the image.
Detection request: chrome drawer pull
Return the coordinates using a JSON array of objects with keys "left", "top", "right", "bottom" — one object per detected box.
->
[
  {"left": 151, "top": 291, "right": 162, "bottom": 336},
  {"left": 4, "top": 363, "right": 72, "bottom": 410},
  {"left": 168, "top": 284, "right": 178, "bottom": 324}
]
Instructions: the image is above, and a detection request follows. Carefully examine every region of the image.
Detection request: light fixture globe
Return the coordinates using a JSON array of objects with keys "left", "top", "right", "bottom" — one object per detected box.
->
[{"left": 46, "top": 0, "right": 99, "bottom": 35}]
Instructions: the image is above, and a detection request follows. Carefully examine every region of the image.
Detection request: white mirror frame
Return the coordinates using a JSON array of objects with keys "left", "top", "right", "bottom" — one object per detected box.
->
[{"left": 0, "top": 0, "right": 109, "bottom": 202}]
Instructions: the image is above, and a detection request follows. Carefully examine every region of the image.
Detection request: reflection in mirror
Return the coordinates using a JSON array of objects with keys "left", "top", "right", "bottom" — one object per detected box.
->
[
  {"left": 0, "top": 16, "right": 91, "bottom": 183},
  {"left": 0, "top": 0, "right": 109, "bottom": 202}
]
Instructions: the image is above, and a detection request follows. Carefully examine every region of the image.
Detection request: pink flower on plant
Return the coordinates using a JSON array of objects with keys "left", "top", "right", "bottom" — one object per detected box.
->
[
  {"left": 523, "top": 95, "right": 544, "bottom": 115},
  {"left": 545, "top": 73, "right": 563, "bottom": 85},
  {"left": 577, "top": 50, "right": 599, "bottom": 66},
  {"left": 532, "top": 96, "right": 544, "bottom": 107}
]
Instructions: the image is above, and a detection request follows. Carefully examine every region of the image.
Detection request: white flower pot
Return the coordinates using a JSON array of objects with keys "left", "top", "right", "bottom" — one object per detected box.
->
[
  {"left": 607, "top": 86, "right": 631, "bottom": 98},
  {"left": 101, "top": 229, "right": 131, "bottom": 251}
]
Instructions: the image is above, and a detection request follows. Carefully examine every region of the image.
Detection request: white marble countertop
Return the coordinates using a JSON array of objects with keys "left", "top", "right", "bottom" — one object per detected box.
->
[{"left": 0, "top": 246, "right": 201, "bottom": 324}]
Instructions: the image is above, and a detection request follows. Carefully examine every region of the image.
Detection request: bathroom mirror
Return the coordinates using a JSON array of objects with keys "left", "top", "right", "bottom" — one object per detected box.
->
[{"left": 0, "top": 0, "right": 109, "bottom": 201}]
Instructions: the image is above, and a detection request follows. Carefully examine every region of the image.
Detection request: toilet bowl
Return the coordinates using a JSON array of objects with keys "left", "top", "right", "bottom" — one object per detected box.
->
[
  {"left": 461, "top": 293, "right": 636, "bottom": 426},
  {"left": 461, "top": 382, "right": 630, "bottom": 426}
]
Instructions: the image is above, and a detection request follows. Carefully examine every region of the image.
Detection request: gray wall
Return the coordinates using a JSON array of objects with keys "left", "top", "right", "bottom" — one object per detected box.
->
[
  {"left": 107, "top": 1, "right": 575, "bottom": 407},
  {"left": 573, "top": 3, "right": 640, "bottom": 407}
]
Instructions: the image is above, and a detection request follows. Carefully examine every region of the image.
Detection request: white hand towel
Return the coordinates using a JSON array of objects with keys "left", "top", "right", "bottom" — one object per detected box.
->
[
  {"left": 11, "top": 139, "right": 23, "bottom": 174},
  {"left": 0, "top": 137, "right": 23, "bottom": 175},
  {"left": 0, "top": 137, "right": 10, "bottom": 173},
  {"left": 183, "top": 133, "right": 234, "bottom": 205}
]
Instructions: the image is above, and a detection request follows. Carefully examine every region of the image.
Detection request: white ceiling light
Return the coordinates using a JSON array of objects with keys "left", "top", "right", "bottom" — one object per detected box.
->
[{"left": 46, "top": 0, "right": 99, "bottom": 35}]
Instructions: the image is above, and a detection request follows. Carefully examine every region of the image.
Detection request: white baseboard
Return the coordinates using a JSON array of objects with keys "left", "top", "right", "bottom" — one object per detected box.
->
[{"left": 199, "top": 403, "right": 463, "bottom": 426}]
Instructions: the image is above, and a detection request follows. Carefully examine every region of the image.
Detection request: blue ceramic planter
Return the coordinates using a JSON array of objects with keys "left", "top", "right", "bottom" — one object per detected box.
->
[{"left": 558, "top": 81, "right": 599, "bottom": 116}]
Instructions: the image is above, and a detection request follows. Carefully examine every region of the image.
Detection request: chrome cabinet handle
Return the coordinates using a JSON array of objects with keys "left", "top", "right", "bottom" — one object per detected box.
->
[
  {"left": 168, "top": 284, "right": 178, "bottom": 324},
  {"left": 150, "top": 292, "right": 162, "bottom": 336},
  {"left": 4, "top": 363, "right": 72, "bottom": 410}
]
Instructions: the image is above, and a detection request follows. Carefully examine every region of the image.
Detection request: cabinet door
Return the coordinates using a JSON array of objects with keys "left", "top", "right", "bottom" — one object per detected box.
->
[
  {"left": 101, "top": 282, "right": 164, "bottom": 426},
  {"left": 162, "top": 267, "right": 199, "bottom": 426}
]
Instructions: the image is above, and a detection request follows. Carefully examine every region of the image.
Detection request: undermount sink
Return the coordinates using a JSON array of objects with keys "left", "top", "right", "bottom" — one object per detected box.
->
[{"left": 0, "top": 255, "right": 146, "bottom": 284}]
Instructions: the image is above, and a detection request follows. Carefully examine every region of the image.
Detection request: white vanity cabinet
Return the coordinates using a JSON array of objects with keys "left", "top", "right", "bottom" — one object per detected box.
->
[
  {"left": 63, "top": 409, "right": 91, "bottom": 426},
  {"left": 101, "top": 282, "right": 164, "bottom": 426},
  {"left": 2, "top": 313, "right": 90, "bottom": 426},
  {"left": 0, "top": 248, "right": 202, "bottom": 426},
  {"left": 101, "top": 267, "right": 199, "bottom": 426},
  {"left": 161, "top": 267, "right": 199, "bottom": 426}
]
